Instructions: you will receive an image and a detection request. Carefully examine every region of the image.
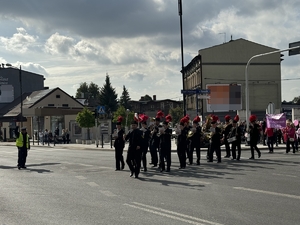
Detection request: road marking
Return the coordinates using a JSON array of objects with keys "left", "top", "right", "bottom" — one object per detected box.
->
[
  {"left": 79, "top": 163, "right": 93, "bottom": 167},
  {"left": 233, "top": 187, "right": 300, "bottom": 200},
  {"left": 125, "top": 202, "right": 223, "bottom": 225},
  {"left": 86, "top": 182, "right": 99, "bottom": 187},
  {"left": 272, "top": 173, "right": 297, "bottom": 178},
  {"left": 75, "top": 176, "right": 87, "bottom": 180},
  {"left": 188, "top": 180, "right": 212, "bottom": 185},
  {"left": 99, "top": 190, "right": 117, "bottom": 197}
]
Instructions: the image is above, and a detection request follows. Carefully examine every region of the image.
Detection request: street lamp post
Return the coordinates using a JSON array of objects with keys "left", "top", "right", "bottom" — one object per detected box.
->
[
  {"left": 125, "top": 109, "right": 130, "bottom": 133},
  {"left": 178, "top": 0, "right": 186, "bottom": 116},
  {"left": 6, "top": 64, "right": 23, "bottom": 127}
]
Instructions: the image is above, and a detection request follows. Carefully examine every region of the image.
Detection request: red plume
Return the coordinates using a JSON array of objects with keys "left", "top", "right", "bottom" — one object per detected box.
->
[
  {"left": 249, "top": 114, "right": 257, "bottom": 122},
  {"left": 117, "top": 116, "right": 123, "bottom": 123},
  {"left": 165, "top": 114, "right": 172, "bottom": 123},
  {"left": 225, "top": 115, "right": 231, "bottom": 121},
  {"left": 212, "top": 115, "right": 219, "bottom": 122},
  {"left": 193, "top": 116, "right": 200, "bottom": 123},
  {"left": 140, "top": 114, "right": 149, "bottom": 122},
  {"left": 234, "top": 115, "right": 239, "bottom": 122},
  {"left": 156, "top": 110, "right": 164, "bottom": 118}
]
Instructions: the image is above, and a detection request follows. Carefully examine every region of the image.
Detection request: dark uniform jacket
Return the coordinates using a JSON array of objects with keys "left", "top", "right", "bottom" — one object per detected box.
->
[
  {"left": 159, "top": 128, "right": 172, "bottom": 151},
  {"left": 125, "top": 129, "right": 143, "bottom": 151},
  {"left": 211, "top": 127, "right": 222, "bottom": 147},
  {"left": 114, "top": 129, "right": 125, "bottom": 149}
]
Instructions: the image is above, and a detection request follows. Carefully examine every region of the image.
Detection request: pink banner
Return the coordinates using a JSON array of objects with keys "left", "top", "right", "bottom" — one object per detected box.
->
[{"left": 266, "top": 113, "right": 286, "bottom": 128}]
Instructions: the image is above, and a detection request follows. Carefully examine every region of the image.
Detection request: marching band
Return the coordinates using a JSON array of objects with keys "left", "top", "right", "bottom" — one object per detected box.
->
[{"left": 113, "top": 110, "right": 267, "bottom": 178}]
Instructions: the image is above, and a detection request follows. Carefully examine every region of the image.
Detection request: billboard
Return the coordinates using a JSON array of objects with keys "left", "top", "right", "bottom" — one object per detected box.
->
[
  {"left": 206, "top": 84, "right": 242, "bottom": 112},
  {"left": 0, "top": 84, "right": 14, "bottom": 103}
]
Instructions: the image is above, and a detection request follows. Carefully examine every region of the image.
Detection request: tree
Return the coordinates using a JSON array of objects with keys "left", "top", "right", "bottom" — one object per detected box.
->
[
  {"left": 139, "top": 94, "right": 152, "bottom": 101},
  {"left": 75, "top": 82, "right": 100, "bottom": 99},
  {"left": 169, "top": 106, "right": 184, "bottom": 126},
  {"left": 292, "top": 96, "right": 300, "bottom": 104},
  {"left": 113, "top": 106, "right": 134, "bottom": 128},
  {"left": 98, "top": 74, "right": 118, "bottom": 113},
  {"left": 76, "top": 107, "right": 95, "bottom": 140},
  {"left": 119, "top": 85, "right": 131, "bottom": 110}
]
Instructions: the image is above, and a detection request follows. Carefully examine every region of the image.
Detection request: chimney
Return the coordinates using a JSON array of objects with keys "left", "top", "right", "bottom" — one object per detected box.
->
[{"left": 153, "top": 95, "right": 156, "bottom": 101}]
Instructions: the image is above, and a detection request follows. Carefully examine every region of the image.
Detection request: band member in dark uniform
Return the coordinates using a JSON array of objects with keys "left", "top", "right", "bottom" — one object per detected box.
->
[
  {"left": 177, "top": 116, "right": 189, "bottom": 169},
  {"left": 124, "top": 120, "right": 143, "bottom": 178},
  {"left": 208, "top": 115, "right": 222, "bottom": 163},
  {"left": 159, "top": 115, "right": 172, "bottom": 172},
  {"left": 188, "top": 116, "right": 202, "bottom": 165},
  {"left": 113, "top": 116, "right": 125, "bottom": 171},
  {"left": 248, "top": 115, "right": 262, "bottom": 159},
  {"left": 149, "top": 111, "right": 163, "bottom": 167},
  {"left": 15, "top": 126, "right": 30, "bottom": 169},
  {"left": 140, "top": 114, "right": 150, "bottom": 172},
  {"left": 223, "top": 115, "right": 232, "bottom": 158},
  {"left": 228, "top": 115, "right": 242, "bottom": 160}
]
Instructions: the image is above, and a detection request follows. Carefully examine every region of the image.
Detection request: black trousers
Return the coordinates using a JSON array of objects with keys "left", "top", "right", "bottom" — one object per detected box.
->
[
  {"left": 17, "top": 147, "right": 28, "bottom": 167},
  {"left": 224, "top": 139, "right": 231, "bottom": 157},
  {"left": 231, "top": 141, "right": 241, "bottom": 159},
  {"left": 159, "top": 148, "right": 171, "bottom": 171},
  {"left": 126, "top": 149, "right": 142, "bottom": 176},
  {"left": 149, "top": 143, "right": 158, "bottom": 166},
  {"left": 267, "top": 136, "right": 274, "bottom": 152},
  {"left": 177, "top": 145, "right": 186, "bottom": 168},
  {"left": 189, "top": 143, "right": 200, "bottom": 164},
  {"left": 286, "top": 139, "right": 296, "bottom": 153},
  {"left": 209, "top": 144, "right": 221, "bottom": 162},
  {"left": 115, "top": 147, "right": 125, "bottom": 170},
  {"left": 250, "top": 141, "right": 260, "bottom": 158}
]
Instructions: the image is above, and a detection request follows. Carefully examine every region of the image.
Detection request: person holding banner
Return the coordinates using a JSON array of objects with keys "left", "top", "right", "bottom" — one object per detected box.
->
[
  {"left": 248, "top": 115, "right": 261, "bottom": 159},
  {"left": 285, "top": 121, "right": 296, "bottom": 154}
]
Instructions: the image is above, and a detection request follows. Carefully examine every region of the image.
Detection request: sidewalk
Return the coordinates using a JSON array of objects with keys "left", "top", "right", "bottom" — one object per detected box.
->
[{"left": 1, "top": 140, "right": 287, "bottom": 152}]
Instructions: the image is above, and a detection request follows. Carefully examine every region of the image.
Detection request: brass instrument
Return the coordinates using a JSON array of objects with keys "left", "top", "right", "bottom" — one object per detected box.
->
[{"left": 187, "top": 127, "right": 196, "bottom": 138}]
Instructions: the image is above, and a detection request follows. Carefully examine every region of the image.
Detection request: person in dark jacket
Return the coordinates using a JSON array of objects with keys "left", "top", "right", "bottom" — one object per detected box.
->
[
  {"left": 208, "top": 115, "right": 222, "bottom": 163},
  {"left": 113, "top": 116, "right": 125, "bottom": 171},
  {"left": 149, "top": 117, "right": 161, "bottom": 167},
  {"left": 248, "top": 115, "right": 262, "bottom": 159},
  {"left": 229, "top": 115, "right": 242, "bottom": 160},
  {"left": 140, "top": 115, "right": 150, "bottom": 172},
  {"left": 124, "top": 120, "right": 143, "bottom": 178},
  {"left": 223, "top": 115, "right": 233, "bottom": 158},
  {"left": 177, "top": 116, "right": 189, "bottom": 169},
  {"left": 15, "top": 126, "right": 30, "bottom": 170},
  {"left": 188, "top": 116, "right": 202, "bottom": 165},
  {"left": 159, "top": 115, "right": 172, "bottom": 172}
]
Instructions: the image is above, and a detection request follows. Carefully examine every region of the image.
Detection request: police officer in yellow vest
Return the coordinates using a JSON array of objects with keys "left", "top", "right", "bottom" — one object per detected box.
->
[{"left": 15, "top": 126, "right": 30, "bottom": 170}]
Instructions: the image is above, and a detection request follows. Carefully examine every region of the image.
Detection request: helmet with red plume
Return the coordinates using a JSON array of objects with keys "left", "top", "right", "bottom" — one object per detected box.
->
[
  {"left": 249, "top": 114, "right": 257, "bottom": 122},
  {"left": 225, "top": 115, "right": 231, "bottom": 121},
  {"left": 193, "top": 116, "right": 200, "bottom": 124},
  {"left": 211, "top": 115, "right": 219, "bottom": 124},
  {"left": 165, "top": 114, "right": 172, "bottom": 123},
  {"left": 233, "top": 115, "right": 239, "bottom": 123}
]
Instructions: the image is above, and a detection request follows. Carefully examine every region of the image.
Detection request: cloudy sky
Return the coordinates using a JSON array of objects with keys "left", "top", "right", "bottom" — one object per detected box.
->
[{"left": 0, "top": 0, "right": 299, "bottom": 103}]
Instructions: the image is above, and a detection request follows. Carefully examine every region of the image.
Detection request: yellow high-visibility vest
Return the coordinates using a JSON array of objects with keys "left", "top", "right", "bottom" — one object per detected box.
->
[{"left": 16, "top": 133, "right": 29, "bottom": 148}]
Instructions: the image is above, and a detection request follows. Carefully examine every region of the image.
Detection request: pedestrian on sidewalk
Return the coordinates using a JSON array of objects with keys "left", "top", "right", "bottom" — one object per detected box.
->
[
  {"left": 284, "top": 120, "right": 296, "bottom": 154},
  {"left": 15, "top": 125, "right": 30, "bottom": 170}
]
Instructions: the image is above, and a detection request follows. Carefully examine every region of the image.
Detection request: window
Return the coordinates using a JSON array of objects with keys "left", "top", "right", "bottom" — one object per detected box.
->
[
  {"left": 62, "top": 104, "right": 69, "bottom": 107},
  {"left": 56, "top": 95, "right": 60, "bottom": 98},
  {"left": 48, "top": 104, "right": 54, "bottom": 106}
]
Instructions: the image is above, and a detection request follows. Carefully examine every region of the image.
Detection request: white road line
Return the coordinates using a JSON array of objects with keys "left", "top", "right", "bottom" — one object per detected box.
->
[
  {"left": 124, "top": 203, "right": 205, "bottom": 225},
  {"left": 75, "top": 176, "right": 87, "bottom": 180},
  {"left": 272, "top": 173, "right": 297, "bottom": 178},
  {"left": 129, "top": 202, "right": 223, "bottom": 225},
  {"left": 233, "top": 187, "right": 300, "bottom": 200},
  {"left": 188, "top": 180, "right": 212, "bottom": 185},
  {"left": 99, "top": 190, "right": 117, "bottom": 197},
  {"left": 78, "top": 163, "right": 93, "bottom": 167},
  {"left": 86, "top": 182, "right": 99, "bottom": 187}
]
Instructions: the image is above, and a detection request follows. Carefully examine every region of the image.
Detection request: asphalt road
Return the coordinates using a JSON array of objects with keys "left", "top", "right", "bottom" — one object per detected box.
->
[{"left": 0, "top": 143, "right": 300, "bottom": 225}]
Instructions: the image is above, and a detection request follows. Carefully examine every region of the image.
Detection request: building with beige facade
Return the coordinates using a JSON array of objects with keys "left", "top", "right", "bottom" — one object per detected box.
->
[{"left": 184, "top": 38, "right": 282, "bottom": 120}]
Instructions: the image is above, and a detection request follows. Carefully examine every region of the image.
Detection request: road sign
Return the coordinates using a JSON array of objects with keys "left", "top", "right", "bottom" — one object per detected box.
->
[
  {"left": 181, "top": 89, "right": 210, "bottom": 94},
  {"left": 97, "top": 106, "right": 106, "bottom": 114},
  {"left": 289, "top": 41, "right": 300, "bottom": 56},
  {"left": 266, "top": 102, "right": 275, "bottom": 114}
]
